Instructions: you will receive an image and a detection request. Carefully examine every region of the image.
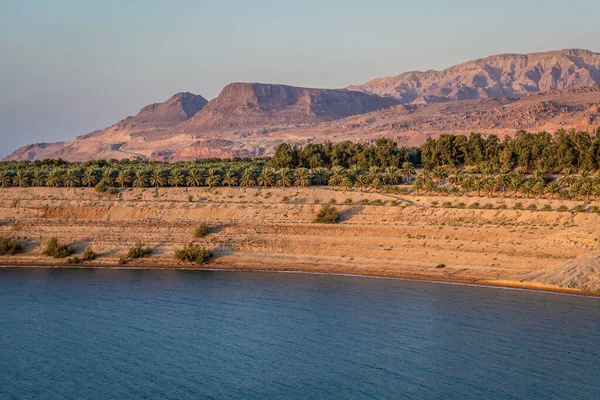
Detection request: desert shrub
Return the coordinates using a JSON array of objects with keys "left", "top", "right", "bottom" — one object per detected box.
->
[
  {"left": 0, "top": 237, "right": 23, "bottom": 256},
  {"left": 373, "top": 199, "right": 383, "bottom": 206},
  {"left": 442, "top": 201, "right": 453, "bottom": 208},
  {"left": 175, "top": 243, "right": 213, "bottom": 265},
  {"left": 195, "top": 223, "right": 210, "bottom": 238},
  {"left": 82, "top": 246, "right": 96, "bottom": 262},
  {"left": 557, "top": 205, "right": 569, "bottom": 212},
  {"left": 541, "top": 204, "right": 553, "bottom": 212},
  {"left": 499, "top": 204, "right": 508, "bottom": 210},
  {"left": 188, "top": 195, "right": 194, "bottom": 202},
  {"left": 67, "top": 256, "right": 80, "bottom": 264},
  {"left": 43, "top": 237, "right": 73, "bottom": 258},
  {"left": 95, "top": 182, "right": 107, "bottom": 193},
  {"left": 397, "top": 187, "right": 408, "bottom": 195},
  {"left": 573, "top": 204, "right": 586, "bottom": 213},
  {"left": 361, "top": 199, "right": 369, "bottom": 205},
  {"left": 436, "top": 264, "right": 446, "bottom": 269},
  {"left": 457, "top": 202, "right": 466, "bottom": 209},
  {"left": 469, "top": 202, "right": 480, "bottom": 209},
  {"left": 590, "top": 206, "right": 599, "bottom": 213},
  {"left": 431, "top": 201, "right": 439, "bottom": 207},
  {"left": 483, "top": 203, "right": 494, "bottom": 209},
  {"left": 390, "top": 200, "right": 398, "bottom": 206},
  {"left": 281, "top": 196, "right": 290, "bottom": 203},
  {"left": 314, "top": 205, "right": 340, "bottom": 224},
  {"left": 118, "top": 257, "right": 127, "bottom": 265},
  {"left": 107, "top": 187, "right": 119, "bottom": 196},
  {"left": 513, "top": 202, "right": 523, "bottom": 210},
  {"left": 313, "top": 198, "right": 320, "bottom": 204},
  {"left": 127, "top": 242, "right": 151, "bottom": 259},
  {"left": 328, "top": 198, "right": 336, "bottom": 205},
  {"left": 528, "top": 204, "right": 538, "bottom": 211},
  {"left": 345, "top": 198, "right": 354, "bottom": 205}
]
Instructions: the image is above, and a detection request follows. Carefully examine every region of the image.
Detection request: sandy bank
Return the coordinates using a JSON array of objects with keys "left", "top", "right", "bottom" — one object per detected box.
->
[{"left": 1, "top": 186, "right": 599, "bottom": 295}]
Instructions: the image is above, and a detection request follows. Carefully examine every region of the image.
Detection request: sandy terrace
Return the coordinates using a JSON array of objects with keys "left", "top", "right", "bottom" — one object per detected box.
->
[{"left": 1, "top": 186, "right": 599, "bottom": 294}]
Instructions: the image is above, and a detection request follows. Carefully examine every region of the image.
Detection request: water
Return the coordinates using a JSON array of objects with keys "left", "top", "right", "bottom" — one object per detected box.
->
[{"left": 0, "top": 268, "right": 599, "bottom": 399}]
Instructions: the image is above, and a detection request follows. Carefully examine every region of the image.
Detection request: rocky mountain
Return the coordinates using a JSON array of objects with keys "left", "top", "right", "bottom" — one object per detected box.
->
[
  {"left": 348, "top": 49, "right": 600, "bottom": 103},
  {"left": 5, "top": 49, "right": 600, "bottom": 162}
]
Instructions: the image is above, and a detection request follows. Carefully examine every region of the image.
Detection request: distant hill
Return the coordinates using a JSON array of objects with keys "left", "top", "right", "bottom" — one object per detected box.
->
[
  {"left": 5, "top": 49, "right": 600, "bottom": 162},
  {"left": 348, "top": 49, "right": 600, "bottom": 103}
]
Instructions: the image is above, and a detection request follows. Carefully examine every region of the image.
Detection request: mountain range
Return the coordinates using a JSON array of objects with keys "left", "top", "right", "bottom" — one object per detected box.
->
[{"left": 6, "top": 49, "right": 600, "bottom": 161}]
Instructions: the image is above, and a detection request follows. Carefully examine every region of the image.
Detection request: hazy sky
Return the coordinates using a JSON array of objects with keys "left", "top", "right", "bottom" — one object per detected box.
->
[{"left": 1, "top": 0, "right": 600, "bottom": 157}]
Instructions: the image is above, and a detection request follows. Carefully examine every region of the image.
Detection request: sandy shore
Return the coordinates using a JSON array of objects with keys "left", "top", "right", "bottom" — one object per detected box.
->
[{"left": 1, "top": 186, "right": 600, "bottom": 295}]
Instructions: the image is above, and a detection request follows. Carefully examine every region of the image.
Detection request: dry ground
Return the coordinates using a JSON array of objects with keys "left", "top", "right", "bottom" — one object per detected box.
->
[{"left": 1, "top": 186, "right": 599, "bottom": 294}]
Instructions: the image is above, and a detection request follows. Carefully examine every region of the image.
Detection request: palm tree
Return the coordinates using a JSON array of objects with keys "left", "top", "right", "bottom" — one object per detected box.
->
[
  {"left": 204, "top": 168, "right": 221, "bottom": 187},
  {"left": 46, "top": 169, "right": 62, "bottom": 187},
  {"left": 495, "top": 174, "right": 510, "bottom": 197},
  {"left": 63, "top": 168, "right": 80, "bottom": 188},
  {"left": 578, "top": 169, "right": 591, "bottom": 183},
  {"left": 532, "top": 169, "right": 547, "bottom": 184},
  {"left": 169, "top": 168, "right": 186, "bottom": 187},
  {"left": 411, "top": 179, "right": 423, "bottom": 195},
  {"left": 0, "top": 170, "right": 12, "bottom": 187},
  {"left": 12, "top": 169, "right": 30, "bottom": 187},
  {"left": 293, "top": 168, "right": 310, "bottom": 187},
  {"left": 275, "top": 168, "right": 292, "bottom": 187},
  {"left": 222, "top": 170, "right": 238, "bottom": 187},
  {"left": 186, "top": 169, "right": 203, "bottom": 187},
  {"left": 545, "top": 182, "right": 560, "bottom": 199},
  {"left": 31, "top": 170, "right": 46, "bottom": 187},
  {"left": 558, "top": 168, "right": 576, "bottom": 187},
  {"left": 340, "top": 176, "right": 352, "bottom": 190},
  {"left": 425, "top": 180, "right": 437, "bottom": 195},
  {"left": 240, "top": 169, "right": 256, "bottom": 188},
  {"left": 401, "top": 162, "right": 415, "bottom": 184},
  {"left": 348, "top": 165, "right": 362, "bottom": 182},
  {"left": 311, "top": 167, "right": 329, "bottom": 186},
  {"left": 116, "top": 170, "right": 132, "bottom": 188},
  {"left": 432, "top": 166, "right": 448, "bottom": 184},
  {"left": 354, "top": 174, "right": 368, "bottom": 190},
  {"left": 520, "top": 180, "right": 534, "bottom": 198},
  {"left": 384, "top": 166, "right": 400, "bottom": 185},
  {"left": 81, "top": 167, "right": 99, "bottom": 187},
  {"left": 257, "top": 168, "right": 275, "bottom": 187},
  {"left": 150, "top": 168, "right": 168, "bottom": 188},
  {"left": 101, "top": 168, "right": 116, "bottom": 187},
  {"left": 581, "top": 180, "right": 594, "bottom": 201},
  {"left": 483, "top": 179, "right": 496, "bottom": 197},
  {"left": 569, "top": 182, "right": 582, "bottom": 200},
  {"left": 447, "top": 167, "right": 463, "bottom": 185},
  {"left": 133, "top": 169, "right": 148, "bottom": 188},
  {"left": 366, "top": 166, "right": 380, "bottom": 184},
  {"left": 328, "top": 166, "right": 345, "bottom": 186},
  {"left": 533, "top": 181, "right": 546, "bottom": 198}
]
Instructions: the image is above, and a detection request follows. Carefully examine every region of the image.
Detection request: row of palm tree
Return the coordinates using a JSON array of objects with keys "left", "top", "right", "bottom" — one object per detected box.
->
[{"left": 2, "top": 162, "right": 600, "bottom": 200}]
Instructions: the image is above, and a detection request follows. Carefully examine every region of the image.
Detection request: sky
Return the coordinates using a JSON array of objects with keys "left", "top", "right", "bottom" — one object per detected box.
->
[{"left": 1, "top": 0, "right": 600, "bottom": 157}]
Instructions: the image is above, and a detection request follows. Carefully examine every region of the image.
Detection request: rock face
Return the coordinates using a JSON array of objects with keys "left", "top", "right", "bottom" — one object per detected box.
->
[
  {"left": 178, "top": 82, "right": 399, "bottom": 131},
  {"left": 349, "top": 49, "right": 600, "bottom": 103},
  {"left": 5, "top": 49, "right": 600, "bottom": 162}
]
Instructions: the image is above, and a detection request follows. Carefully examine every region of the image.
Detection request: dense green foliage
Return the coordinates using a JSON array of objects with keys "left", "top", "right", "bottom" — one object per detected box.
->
[
  {"left": 314, "top": 205, "right": 340, "bottom": 224},
  {"left": 5, "top": 130, "right": 600, "bottom": 200},
  {"left": 175, "top": 243, "right": 212, "bottom": 265},
  {"left": 0, "top": 237, "right": 23, "bottom": 256},
  {"left": 43, "top": 237, "right": 73, "bottom": 258}
]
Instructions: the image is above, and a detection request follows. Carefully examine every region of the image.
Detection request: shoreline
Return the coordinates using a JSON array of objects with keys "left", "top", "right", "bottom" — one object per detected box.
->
[{"left": 2, "top": 260, "right": 599, "bottom": 298}]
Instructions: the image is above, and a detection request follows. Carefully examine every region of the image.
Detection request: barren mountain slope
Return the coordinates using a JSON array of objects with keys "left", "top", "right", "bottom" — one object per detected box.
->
[{"left": 349, "top": 49, "right": 600, "bottom": 103}]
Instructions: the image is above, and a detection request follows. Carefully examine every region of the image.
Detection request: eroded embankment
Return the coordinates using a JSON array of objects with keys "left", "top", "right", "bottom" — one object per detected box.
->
[{"left": 1, "top": 187, "right": 600, "bottom": 294}]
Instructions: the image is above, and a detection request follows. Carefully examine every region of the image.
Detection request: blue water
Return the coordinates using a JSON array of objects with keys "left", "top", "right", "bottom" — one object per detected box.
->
[{"left": 0, "top": 268, "right": 599, "bottom": 399}]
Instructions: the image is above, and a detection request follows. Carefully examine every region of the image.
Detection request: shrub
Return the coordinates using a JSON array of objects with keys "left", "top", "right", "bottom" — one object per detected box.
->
[
  {"left": 528, "top": 204, "right": 538, "bottom": 211},
  {"left": 314, "top": 205, "right": 340, "bottom": 224},
  {"left": 469, "top": 202, "right": 480, "bottom": 209},
  {"left": 573, "top": 204, "right": 586, "bottom": 213},
  {"left": 457, "top": 202, "right": 466, "bottom": 209},
  {"left": 513, "top": 202, "right": 523, "bottom": 210},
  {"left": 118, "top": 257, "right": 127, "bottom": 265},
  {"left": 95, "top": 182, "right": 108, "bottom": 193},
  {"left": 328, "top": 198, "right": 336, "bottom": 205},
  {"left": 82, "top": 246, "right": 96, "bottom": 262},
  {"left": 499, "top": 204, "right": 508, "bottom": 210},
  {"left": 361, "top": 199, "right": 369, "bottom": 205},
  {"left": 390, "top": 200, "right": 398, "bottom": 206},
  {"left": 175, "top": 243, "right": 213, "bottom": 265},
  {"left": 436, "top": 264, "right": 446, "bottom": 269},
  {"left": 127, "top": 242, "right": 151, "bottom": 259},
  {"left": 107, "top": 187, "right": 119, "bottom": 196},
  {"left": 373, "top": 199, "right": 383, "bottom": 206},
  {"left": 344, "top": 198, "right": 354, "bottom": 205},
  {"left": 541, "top": 204, "right": 553, "bottom": 212},
  {"left": 590, "top": 206, "right": 599, "bottom": 213},
  {"left": 442, "top": 201, "right": 453, "bottom": 208},
  {"left": 67, "top": 256, "right": 80, "bottom": 264},
  {"left": 557, "top": 205, "right": 569, "bottom": 212},
  {"left": 188, "top": 195, "right": 194, "bottom": 202},
  {"left": 282, "top": 196, "right": 290, "bottom": 203},
  {"left": 483, "top": 203, "right": 494, "bottom": 209},
  {"left": 431, "top": 201, "right": 439, "bottom": 207},
  {"left": 0, "top": 237, "right": 23, "bottom": 256},
  {"left": 43, "top": 237, "right": 73, "bottom": 258},
  {"left": 195, "top": 223, "right": 210, "bottom": 238}
]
